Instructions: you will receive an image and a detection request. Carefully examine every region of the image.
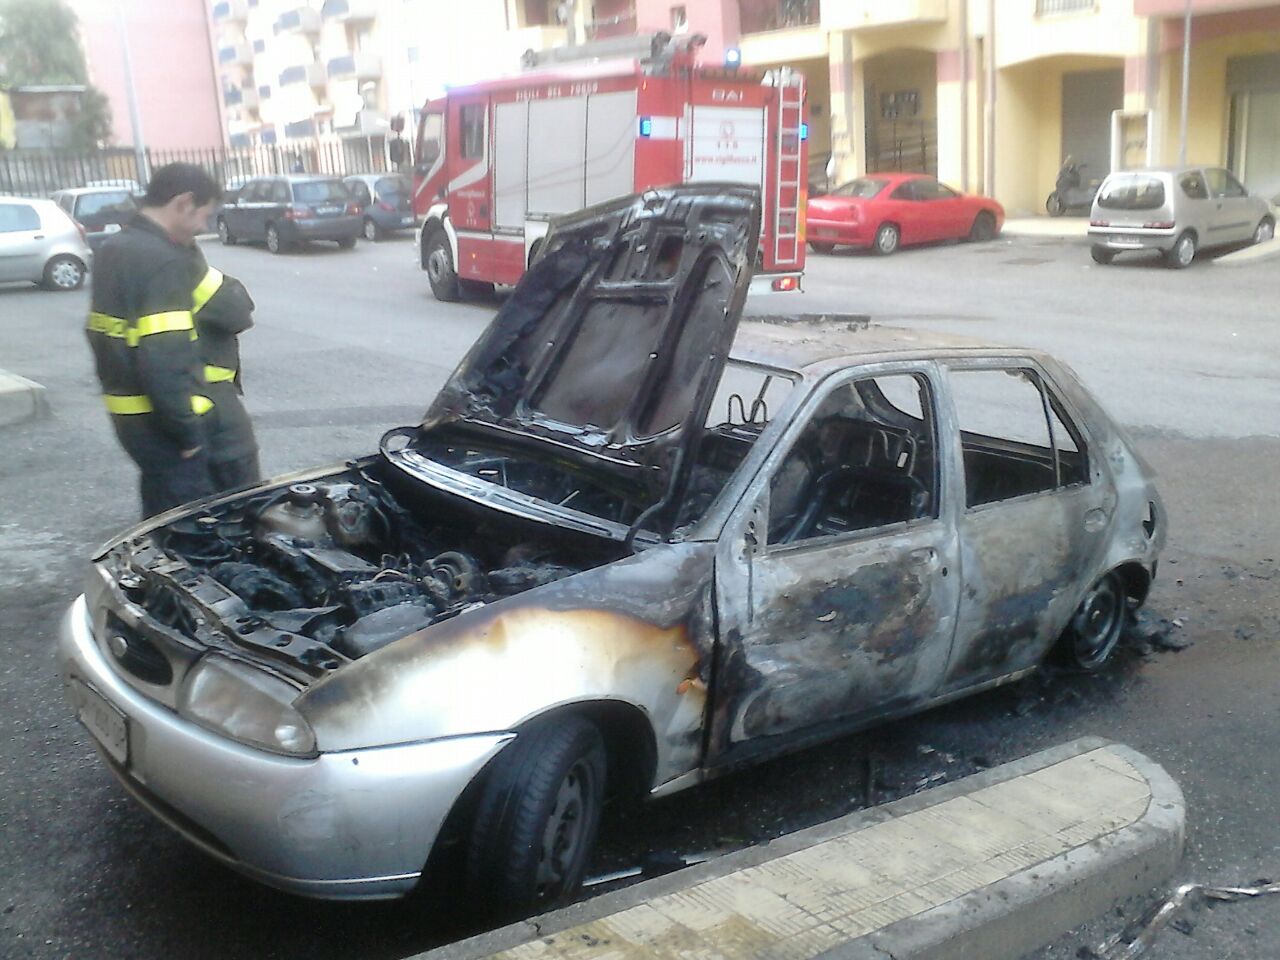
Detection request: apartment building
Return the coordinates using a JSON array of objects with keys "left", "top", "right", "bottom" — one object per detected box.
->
[{"left": 731, "top": 0, "right": 1280, "bottom": 214}]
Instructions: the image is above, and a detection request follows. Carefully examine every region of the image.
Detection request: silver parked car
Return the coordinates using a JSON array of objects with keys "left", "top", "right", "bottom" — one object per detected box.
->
[
  {"left": 1088, "top": 166, "right": 1274, "bottom": 268},
  {"left": 0, "top": 196, "right": 92, "bottom": 290},
  {"left": 51, "top": 186, "right": 138, "bottom": 251},
  {"left": 59, "top": 186, "right": 1164, "bottom": 919}
]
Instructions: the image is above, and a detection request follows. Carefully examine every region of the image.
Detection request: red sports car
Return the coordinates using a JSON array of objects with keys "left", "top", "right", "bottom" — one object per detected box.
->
[{"left": 806, "top": 173, "right": 1004, "bottom": 255}]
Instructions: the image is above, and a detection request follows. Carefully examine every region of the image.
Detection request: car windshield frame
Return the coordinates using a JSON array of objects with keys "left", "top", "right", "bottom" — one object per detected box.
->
[
  {"left": 831, "top": 178, "right": 888, "bottom": 199},
  {"left": 1096, "top": 174, "right": 1166, "bottom": 211}
]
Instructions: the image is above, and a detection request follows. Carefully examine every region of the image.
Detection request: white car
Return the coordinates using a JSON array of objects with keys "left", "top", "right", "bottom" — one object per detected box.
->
[{"left": 0, "top": 196, "right": 92, "bottom": 290}]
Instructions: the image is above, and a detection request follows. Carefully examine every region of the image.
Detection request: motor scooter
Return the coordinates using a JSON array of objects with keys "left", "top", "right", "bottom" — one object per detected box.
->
[{"left": 1045, "top": 157, "right": 1100, "bottom": 216}]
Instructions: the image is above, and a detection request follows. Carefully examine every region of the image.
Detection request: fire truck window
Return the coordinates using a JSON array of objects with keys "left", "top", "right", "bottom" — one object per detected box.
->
[
  {"left": 460, "top": 104, "right": 484, "bottom": 160},
  {"left": 418, "top": 112, "right": 442, "bottom": 167}
]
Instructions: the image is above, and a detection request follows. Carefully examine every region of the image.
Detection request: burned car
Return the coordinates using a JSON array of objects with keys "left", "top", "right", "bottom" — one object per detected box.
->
[{"left": 59, "top": 185, "right": 1163, "bottom": 917}]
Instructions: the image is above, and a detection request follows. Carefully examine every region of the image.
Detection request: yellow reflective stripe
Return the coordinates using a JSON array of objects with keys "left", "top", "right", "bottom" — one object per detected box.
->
[
  {"left": 135, "top": 311, "right": 195, "bottom": 339},
  {"left": 204, "top": 364, "right": 237, "bottom": 383},
  {"left": 104, "top": 394, "right": 153, "bottom": 414},
  {"left": 86, "top": 312, "right": 128, "bottom": 338},
  {"left": 103, "top": 394, "right": 214, "bottom": 415},
  {"left": 191, "top": 267, "right": 224, "bottom": 314}
]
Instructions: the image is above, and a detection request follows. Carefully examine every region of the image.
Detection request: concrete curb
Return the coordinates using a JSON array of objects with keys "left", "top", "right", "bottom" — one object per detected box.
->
[
  {"left": 0, "top": 369, "right": 50, "bottom": 426},
  {"left": 1001, "top": 217, "right": 1089, "bottom": 240},
  {"left": 411, "top": 737, "right": 1184, "bottom": 960},
  {"left": 1212, "top": 235, "right": 1280, "bottom": 266}
]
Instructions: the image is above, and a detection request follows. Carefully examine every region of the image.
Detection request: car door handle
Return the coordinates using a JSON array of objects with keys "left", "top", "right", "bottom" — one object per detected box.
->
[
  {"left": 1083, "top": 508, "right": 1109, "bottom": 532},
  {"left": 33, "top": 234, "right": 44, "bottom": 240}
]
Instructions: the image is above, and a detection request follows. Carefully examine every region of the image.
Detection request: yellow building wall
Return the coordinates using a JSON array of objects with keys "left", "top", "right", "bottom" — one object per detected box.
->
[
  {"left": 1158, "top": 31, "right": 1280, "bottom": 168},
  {"left": 993, "top": 0, "right": 1145, "bottom": 67}
]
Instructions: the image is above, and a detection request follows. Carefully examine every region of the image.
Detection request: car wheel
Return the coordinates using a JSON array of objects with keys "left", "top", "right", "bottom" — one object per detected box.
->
[
  {"left": 1253, "top": 217, "right": 1275, "bottom": 245},
  {"left": 266, "top": 223, "right": 286, "bottom": 255},
  {"left": 362, "top": 217, "right": 381, "bottom": 242},
  {"left": 1045, "top": 192, "right": 1065, "bottom": 217},
  {"left": 968, "top": 211, "right": 997, "bottom": 243},
  {"left": 1057, "top": 571, "right": 1127, "bottom": 671},
  {"left": 872, "top": 223, "right": 899, "bottom": 256},
  {"left": 424, "top": 228, "right": 461, "bottom": 302},
  {"left": 465, "top": 716, "right": 606, "bottom": 921},
  {"left": 217, "top": 217, "right": 236, "bottom": 246},
  {"left": 809, "top": 242, "right": 836, "bottom": 254},
  {"left": 337, "top": 236, "right": 357, "bottom": 250},
  {"left": 1090, "top": 245, "right": 1115, "bottom": 265},
  {"left": 1165, "top": 231, "right": 1196, "bottom": 269},
  {"left": 42, "top": 254, "right": 85, "bottom": 291}
]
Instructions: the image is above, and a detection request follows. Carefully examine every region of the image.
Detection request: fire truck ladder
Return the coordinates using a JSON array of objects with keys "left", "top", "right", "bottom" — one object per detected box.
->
[{"left": 773, "top": 82, "right": 804, "bottom": 267}]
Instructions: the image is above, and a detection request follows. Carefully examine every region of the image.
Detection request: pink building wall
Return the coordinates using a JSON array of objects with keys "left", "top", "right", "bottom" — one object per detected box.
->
[
  {"left": 69, "top": 0, "right": 224, "bottom": 149},
  {"left": 635, "top": 0, "right": 741, "bottom": 63}
]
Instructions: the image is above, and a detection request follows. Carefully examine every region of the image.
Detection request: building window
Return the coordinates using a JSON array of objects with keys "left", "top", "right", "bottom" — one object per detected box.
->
[
  {"left": 671, "top": 5, "right": 687, "bottom": 32},
  {"left": 253, "top": 38, "right": 265, "bottom": 52},
  {"left": 407, "top": 46, "right": 419, "bottom": 63},
  {"left": 1035, "top": 0, "right": 1094, "bottom": 13}
]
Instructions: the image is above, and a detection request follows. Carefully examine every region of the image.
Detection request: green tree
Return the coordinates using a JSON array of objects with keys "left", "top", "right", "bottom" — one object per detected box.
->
[{"left": 0, "top": 0, "right": 113, "bottom": 147}]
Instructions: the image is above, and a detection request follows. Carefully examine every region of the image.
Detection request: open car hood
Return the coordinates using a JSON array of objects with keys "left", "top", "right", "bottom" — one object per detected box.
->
[{"left": 417, "top": 185, "right": 761, "bottom": 524}]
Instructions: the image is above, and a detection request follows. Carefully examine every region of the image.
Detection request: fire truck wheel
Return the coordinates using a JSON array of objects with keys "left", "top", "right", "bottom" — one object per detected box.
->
[{"left": 424, "top": 229, "right": 461, "bottom": 302}]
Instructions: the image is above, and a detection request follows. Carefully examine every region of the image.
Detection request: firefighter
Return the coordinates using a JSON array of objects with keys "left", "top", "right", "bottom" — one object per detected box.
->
[
  {"left": 191, "top": 266, "right": 261, "bottom": 491},
  {"left": 86, "top": 163, "right": 221, "bottom": 518}
]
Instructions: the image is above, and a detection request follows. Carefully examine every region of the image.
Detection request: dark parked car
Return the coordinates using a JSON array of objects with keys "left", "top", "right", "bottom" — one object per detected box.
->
[
  {"left": 343, "top": 173, "right": 415, "bottom": 241},
  {"left": 51, "top": 187, "right": 138, "bottom": 251},
  {"left": 59, "top": 186, "right": 1163, "bottom": 921},
  {"left": 216, "top": 175, "right": 361, "bottom": 253}
]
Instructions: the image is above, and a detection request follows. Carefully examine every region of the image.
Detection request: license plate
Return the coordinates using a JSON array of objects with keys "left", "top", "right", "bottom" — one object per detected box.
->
[
  {"left": 71, "top": 679, "right": 129, "bottom": 765},
  {"left": 316, "top": 205, "right": 341, "bottom": 215},
  {"left": 1111, "top": 234, "right": 1140, "bottom": 246},
  {"left": 400, "top": 216, "right": 413, "bottom": 226}
]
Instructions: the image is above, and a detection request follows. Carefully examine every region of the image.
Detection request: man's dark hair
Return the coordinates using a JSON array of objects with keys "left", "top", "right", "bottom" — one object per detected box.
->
[{"left": 143, "top": 163, "right": 221, "bottom": 208}]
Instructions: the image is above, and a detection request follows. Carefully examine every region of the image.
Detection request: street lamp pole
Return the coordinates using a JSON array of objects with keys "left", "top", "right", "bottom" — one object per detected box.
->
[
  {"left": 116, "top": 1, "right": 149, "bottom": 184},
  {"left": 1178, "top": 0, "right": 1192, "bottom": 166}
]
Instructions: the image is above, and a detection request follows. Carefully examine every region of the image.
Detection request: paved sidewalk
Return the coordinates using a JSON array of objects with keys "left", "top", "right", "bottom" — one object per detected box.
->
[{"left": 417, "top": 738, "right": 1183, "bottom": 960}]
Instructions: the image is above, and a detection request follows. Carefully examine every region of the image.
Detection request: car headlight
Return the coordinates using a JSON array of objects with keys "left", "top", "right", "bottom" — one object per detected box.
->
[{"left": 178, "top": 655, "right": 317, "bottom": 757}]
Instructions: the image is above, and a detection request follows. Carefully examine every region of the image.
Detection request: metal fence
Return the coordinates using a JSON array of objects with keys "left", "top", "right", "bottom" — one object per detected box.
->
[
  {"left": 1035, "top": 0, "right": 1095, "bottom": 14},
  {"left": 0, "top": 138, "right": 393, "bottom": 199}
]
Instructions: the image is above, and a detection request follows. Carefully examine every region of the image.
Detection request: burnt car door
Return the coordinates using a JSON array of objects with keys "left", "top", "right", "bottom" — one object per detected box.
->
[
  {"left": 709, "top": 364, "right": 960, "bottom": 760},
  {"left": 937, "top": 361, "right": 1111, "bottom": 691}
]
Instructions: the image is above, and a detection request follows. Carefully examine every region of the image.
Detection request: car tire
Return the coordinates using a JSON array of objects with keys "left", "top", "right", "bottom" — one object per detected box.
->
[
  {"left": 1057, "top": 571, "right": 1128, "bottom": 671},
  {"left": 424, "top": 228, "right": 461, "bottom": 302},
  {"left": 872, "top": 223, "right": 900, "bottom": 256},
  {"left": 362, "top": 217, "right": 381, "bottom": 242},
  {"left": 1253, "top": 217, "right": 1275, "bottom": 245},
  {"left": 809, "top": 242, "right": 836, "bottom": 254},
  {"left": 1045, "top": 192, "right": 1065, "bottom": 217},
  {"left": 266, "top": 223, "right": 286, "bottom": 255},
  {"left": 1165, "top": 231, "right": 1196, "bottom": 269},
  {"left": 968, "top": 211, "right": 997, "bottom": 243},
  {"left": 217, "top": 217, "right": 236, "bottom": 246},
  {"left": 337, "top": 236, "right": 357, "bottom": 250},
  {"left": 465, "top": 716, "right": 606, "bottom": 921},
  {"left": 1090, "top": 245, "right": 1115, "bottom": 265},
  {"left": 42, "top": 254, "right": 85, "bottom": 291}
]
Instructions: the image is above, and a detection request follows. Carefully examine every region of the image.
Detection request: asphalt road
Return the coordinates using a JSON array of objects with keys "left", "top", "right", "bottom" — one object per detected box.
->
[{"left": 1, "top": 230, "right": 1277, "bottom": 960}]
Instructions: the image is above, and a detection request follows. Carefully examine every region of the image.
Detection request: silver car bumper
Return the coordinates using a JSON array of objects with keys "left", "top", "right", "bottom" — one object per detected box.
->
[
  {"left": 1088, "top": 228, "right": 1176, "bottom": 252},
  {"left": 57, "top": 595, "right": 513, "bottom": 900}
]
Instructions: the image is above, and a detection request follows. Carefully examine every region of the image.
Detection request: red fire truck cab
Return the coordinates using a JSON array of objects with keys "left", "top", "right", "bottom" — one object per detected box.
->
[{"left": 412, "top": 34, "right": 806, "bottom": 301}]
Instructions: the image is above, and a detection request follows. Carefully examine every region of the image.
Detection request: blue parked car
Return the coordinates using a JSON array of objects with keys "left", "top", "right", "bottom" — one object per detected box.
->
[{"left": 344, "top": 173, "right": 415, "bottom": 241}]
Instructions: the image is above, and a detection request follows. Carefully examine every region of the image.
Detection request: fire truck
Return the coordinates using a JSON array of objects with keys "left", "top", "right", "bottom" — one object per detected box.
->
[{"left": 411, "top": 33, "right": 806, "bottom": 301}]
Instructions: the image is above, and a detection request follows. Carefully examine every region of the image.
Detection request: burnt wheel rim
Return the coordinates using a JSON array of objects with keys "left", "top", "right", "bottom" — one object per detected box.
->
[
  {"left": 50, "top": 259, "right": 80, "bottom": 288},
  {"left": 1072, "top": 575, "right": 1124, "bottom": 667},
  {"left": 534, "top": 759, "right": 593, "bottom": 899}
]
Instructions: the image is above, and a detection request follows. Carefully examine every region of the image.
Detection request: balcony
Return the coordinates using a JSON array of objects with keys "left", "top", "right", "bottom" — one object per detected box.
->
[
  {"left": 217, "top": 42, "right": 253, "bottom": 67},
  {"left": 284, "top": 118, "right": 316, "bottom": 139},
  {"left": 1036, "top": 0, "right": 1094, "bottom": 12},
  {"left": 212, "top": 0, "right": 248, "bottom": 24},
  {"left": 739, "top": 0, "right": 819, "bottom": 34},
  {"left": 225, "top": 86, "right": 261, "bottom": 109},
  {"left": 273, "top": 6, "right": 322, "bottom": 35},
  {"left": 321, "top": 0, "right": 376, "bottom": 22},
  {"left": 278, "top": 62, "right": 327, "bottom": 88},
  {"left": 820, "top": 0, "right": 947, "bottom": 31},
  {"left": 585, "top": 0, "right": 635, "bottom": 39},
  {"left": 326, "top": 52, "right": 381, "bottom": 81}
]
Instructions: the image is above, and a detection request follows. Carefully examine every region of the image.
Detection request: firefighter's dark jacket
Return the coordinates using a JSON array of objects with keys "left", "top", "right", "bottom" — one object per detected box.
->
[
  {"left": 86, "top": 214, "right": 209, "bottom": 452},
  {"left": 193, "top": 271, "right": 258, "bottom": 463}
]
